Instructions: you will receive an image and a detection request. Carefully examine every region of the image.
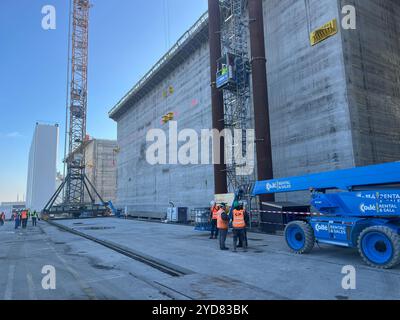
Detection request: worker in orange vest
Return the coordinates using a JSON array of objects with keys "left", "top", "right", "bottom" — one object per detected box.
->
[
  {"left": 232, "top": 204, "right": 249, "bottom": 252},
  {"left": 217, "top": 203, "right": 229, "bottom": 250},
  {"left": 209, "top": 201, "right": 219, "bottom": 239},
  {"left": 21, "top": 209, "right": 28, "bottom": 229}
]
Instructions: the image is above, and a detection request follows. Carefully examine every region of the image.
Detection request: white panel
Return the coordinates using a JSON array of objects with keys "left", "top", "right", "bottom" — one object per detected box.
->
[{"left": 26, "top": 124, "right": 59, "bottom": 211}]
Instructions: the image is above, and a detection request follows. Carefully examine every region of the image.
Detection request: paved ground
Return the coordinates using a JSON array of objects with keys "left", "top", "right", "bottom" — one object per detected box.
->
[
  {"left": 0, "top": 221, "right": 183, "bottom": 300},
  {"left": 1, "top": 217, "right": 400, "bottom": 300}
]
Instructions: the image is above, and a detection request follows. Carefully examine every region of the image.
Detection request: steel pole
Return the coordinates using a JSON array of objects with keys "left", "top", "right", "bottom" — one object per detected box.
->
[
  {"left": 249, "top": 0, "right": 274, "bottom": 202},
  {"left": 208, "top": 0, "right": 228, "bottom": 195}
]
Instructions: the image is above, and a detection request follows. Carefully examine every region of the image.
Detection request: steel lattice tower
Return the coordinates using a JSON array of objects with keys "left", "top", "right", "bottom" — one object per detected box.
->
[
  {"left": 65, "top": 0, "right": 90, "bottom": 205},
  {"left": 219, "top": 0, "right": 254, "bottom": 191},
  {"left": 43, "top": 0, "right": 108, "bottom": 217}
]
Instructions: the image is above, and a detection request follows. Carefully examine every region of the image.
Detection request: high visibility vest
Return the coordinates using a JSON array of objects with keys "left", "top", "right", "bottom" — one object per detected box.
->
[
  {"left": 211, "top": 206, "right": 219, "bottom": 220},
  {"left": 217, "top": 209, "right": 229, "bottom": 230},
  {"left": 21, "top": 211, "right": 28, "bottom": 219},
  {"left": 232, "top": 209, "right": 246, "bottom": 229}
]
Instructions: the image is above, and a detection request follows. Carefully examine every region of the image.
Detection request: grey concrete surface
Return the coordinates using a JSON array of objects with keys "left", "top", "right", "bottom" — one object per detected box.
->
[
  {"left": 113, "top": 26, "right": 215, "bottom": 218},
  {"left": 264, "top": 0, "right": 355, "bottom": 194},
  {"left": 54, "top": 218, "right": 400, "bottom": 300},
  {"left": 340, "top": 0, "right": 400, "bottom": 166},
  {"left": 0, "top": 221, "right": 184, "bottom": 300},
  {"left": 2, "top": 217, "right": 399, "bottom": 300}
]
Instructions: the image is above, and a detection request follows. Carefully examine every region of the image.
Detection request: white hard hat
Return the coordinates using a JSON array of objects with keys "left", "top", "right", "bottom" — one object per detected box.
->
[{"left": 210, "top": 200, "right": 216, "bottom": 206}]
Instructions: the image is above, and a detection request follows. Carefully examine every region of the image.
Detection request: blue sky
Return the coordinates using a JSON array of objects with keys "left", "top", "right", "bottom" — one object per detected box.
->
[{"left": 0, "top": 0, "right": 207, "bottom": 203}]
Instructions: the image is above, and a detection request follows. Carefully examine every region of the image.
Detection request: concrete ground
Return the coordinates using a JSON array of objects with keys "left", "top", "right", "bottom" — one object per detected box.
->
[
  {"left": 0, "top": 221, "right": 182, "bottom": 300},
  {"left": 1, "top": 217, "right": 400, "bottom": 300}
]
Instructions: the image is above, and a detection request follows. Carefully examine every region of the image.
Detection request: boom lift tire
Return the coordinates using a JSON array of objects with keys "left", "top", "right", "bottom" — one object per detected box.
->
[
  {"left": 358, "top": 226, "right": 400, "bottom": 269},
  {"left": 285, "top": 221, "right": 315, "bottom": 254}
]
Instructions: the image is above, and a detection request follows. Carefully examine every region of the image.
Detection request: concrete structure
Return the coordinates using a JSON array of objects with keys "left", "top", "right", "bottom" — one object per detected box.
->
[
  {"left": 84, "top": 138, "right": 118, "bottom": 203},
  {"left": 340, "top": 0, "right": 400, "bottom": 165},
  {"left": 263, "top": 0, "right": 400, "bottom": 202},
  {"left": 26, "top": 123, "right": 59, "bottom": 211},
  {"left": 0, "top": 201, "right": 25, "bottom": 220},
  {"left": 110, "top": 2, "right": 400, "bottom": 215},
  {"left": 110, "top": 14, "right": 213, "bottom": 218},
  {"left": 67, "top": 138, "right": 117, "bottom": 205}
]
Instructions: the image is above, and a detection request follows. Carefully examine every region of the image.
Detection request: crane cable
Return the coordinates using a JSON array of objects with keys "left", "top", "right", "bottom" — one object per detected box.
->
[
  {"left": 162, "top": 0, "right": 172, "bottom": 116},
  {"left": 163, "top": 0, "right": 170, "bottom": 50}
]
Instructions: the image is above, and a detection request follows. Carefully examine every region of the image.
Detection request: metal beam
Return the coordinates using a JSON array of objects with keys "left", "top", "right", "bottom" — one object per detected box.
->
[
  {"left": 208, "top": 0, "right": 228, "bottom": 195},
  {"left": 248, "top": 0, "right": 274, "bottom": 201}
]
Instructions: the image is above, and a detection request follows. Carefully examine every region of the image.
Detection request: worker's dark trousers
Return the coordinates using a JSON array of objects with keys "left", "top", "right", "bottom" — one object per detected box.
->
[
  {"left": 32, "top": 217, "right": 37, "bottom": 227},
  {"left": 0, "top": 220, "right": 4, "bottom": 226},
  {"left": 233, "top": 229, "right": 247, "bottom": 250},
  {"left": 15, "top": 219, "right": 19, "bottom": 229},
  {"left": 219, "top": 229, "right": 228, "bottom": 249},
  {"left": 238, "top": 229, "right": 248, "bottom": 247},
  {"left": 22, "top": 219, "right": 27, "bottom": 229},
  {"left": 210, "top": 219, "right": 218, "bottom": 238}
]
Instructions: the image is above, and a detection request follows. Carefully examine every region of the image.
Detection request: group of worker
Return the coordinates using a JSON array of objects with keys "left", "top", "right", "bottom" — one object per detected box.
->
[
  {"left": 210, "top": 201, "right": 249, "bottom": 252},
  {"left": 11, "top": 209, "right": 38, "bottom": 230}
]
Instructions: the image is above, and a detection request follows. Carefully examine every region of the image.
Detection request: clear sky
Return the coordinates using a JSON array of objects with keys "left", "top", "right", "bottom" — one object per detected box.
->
[{"left": 0, "top": 0, "right": 208, "bottom": 203}]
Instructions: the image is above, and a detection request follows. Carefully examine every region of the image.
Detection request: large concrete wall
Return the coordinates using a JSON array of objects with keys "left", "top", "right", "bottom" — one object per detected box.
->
[
  {"left": 116, "top": 40, "right": 214, "bottom": 217},
  {"left": 339, "top": 0, "right": 400, "bottom": 166},
  {"left": 262, "top": 0, "right": 354, "bottom": 202},
  {"left": 262, "top": 0, "right": 400, "bottom": 202},
  {"left": 85, "top": 139, "right": 118, "bottom": 203},
  {"left": 263, "top": 0, "right": 354, "bottom": 174}
]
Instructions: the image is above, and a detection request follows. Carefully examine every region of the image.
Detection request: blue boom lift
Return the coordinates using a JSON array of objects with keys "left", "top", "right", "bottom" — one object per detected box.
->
[{"left": 235, "top": 162, "right": 400, "bottom": 268}]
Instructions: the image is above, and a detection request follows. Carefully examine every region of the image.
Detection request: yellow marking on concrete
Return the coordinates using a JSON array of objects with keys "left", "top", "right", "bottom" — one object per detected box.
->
[{"left": 310, "top": 19, "right": 338, "bottom": 46}]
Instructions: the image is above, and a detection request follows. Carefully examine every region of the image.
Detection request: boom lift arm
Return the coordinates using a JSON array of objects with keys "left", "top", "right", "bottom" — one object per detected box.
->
[
  {"left": 236, "top": 162, "right": 400, "bottom": 269},
  {"left": 250, "top": 162, "right": 400, "bottom": 217}
]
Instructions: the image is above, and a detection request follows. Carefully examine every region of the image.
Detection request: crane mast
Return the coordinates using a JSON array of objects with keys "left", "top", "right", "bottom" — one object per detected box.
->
[
  {"left": 43, "top": 0, "right": 109, "bottom": 218},
  {"left": 65, "top": 0, "right": 90, "bottom": 205}
]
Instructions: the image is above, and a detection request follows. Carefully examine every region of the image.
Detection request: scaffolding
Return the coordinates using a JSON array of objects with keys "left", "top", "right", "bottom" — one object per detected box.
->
[{"left": 218, "top": 0, "right": 254, "bottom": 192}]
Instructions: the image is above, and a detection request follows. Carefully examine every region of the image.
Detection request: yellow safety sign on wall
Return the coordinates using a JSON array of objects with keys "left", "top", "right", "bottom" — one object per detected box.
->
[
  {"left": 310, "top": 19, "right": 338, "bottom": 46},
  {"left": 162, "top": 85, "right": 175, "bottom": 98},
  {"left": 162, "top": 112, "right": 175, "bottom": 124}
]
